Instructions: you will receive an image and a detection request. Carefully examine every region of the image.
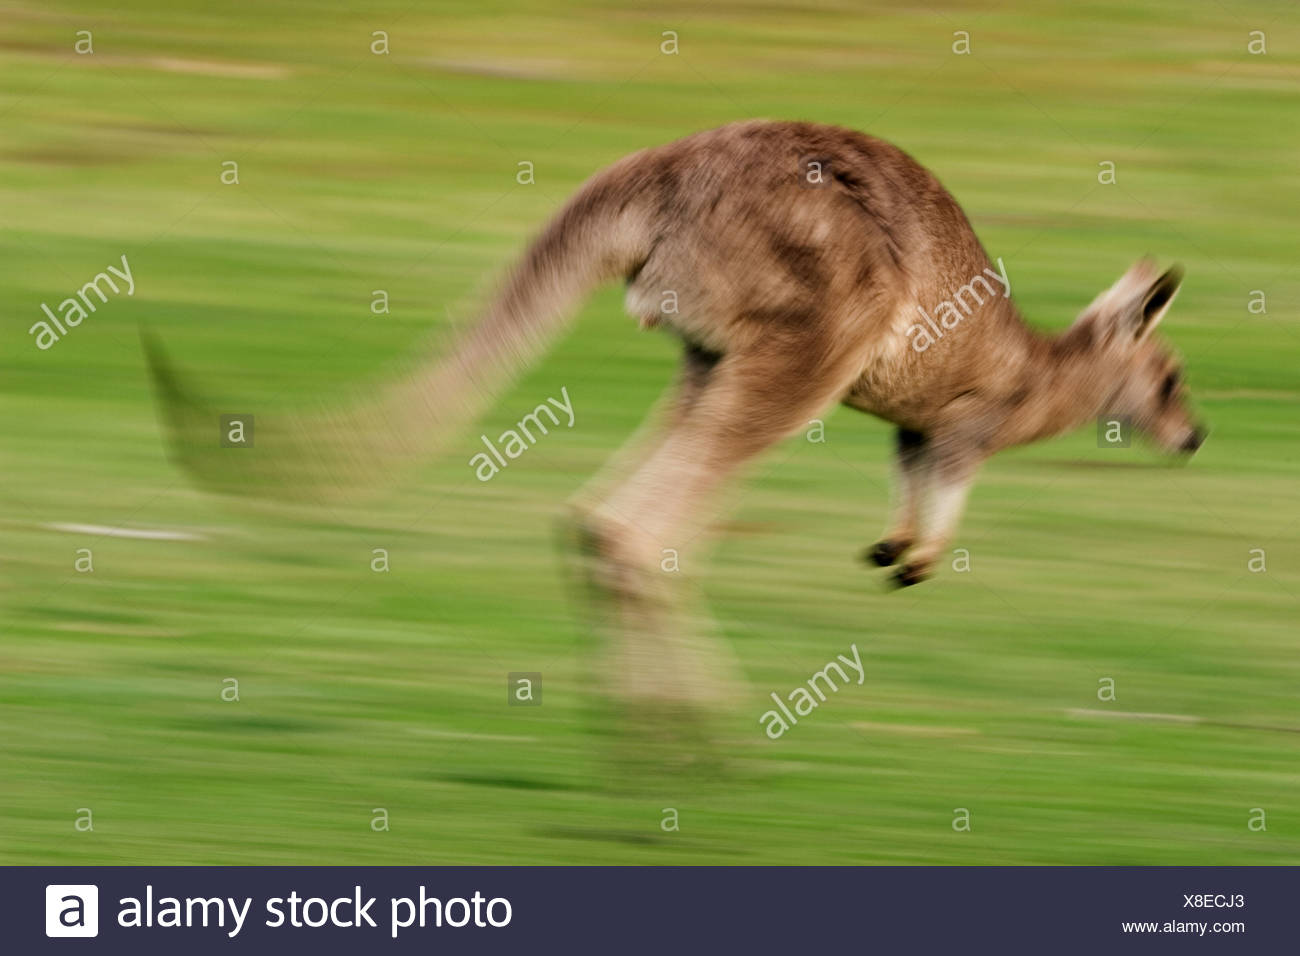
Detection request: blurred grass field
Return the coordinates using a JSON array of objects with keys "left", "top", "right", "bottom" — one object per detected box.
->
[{"left": 2, "top": 0, "right": 1299, "bottom": 864}]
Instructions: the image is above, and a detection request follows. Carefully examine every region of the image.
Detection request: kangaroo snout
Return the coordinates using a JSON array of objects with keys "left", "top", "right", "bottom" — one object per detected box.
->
[{"left": 1181, "top": 425, "right": 1207, "bottom": 453}]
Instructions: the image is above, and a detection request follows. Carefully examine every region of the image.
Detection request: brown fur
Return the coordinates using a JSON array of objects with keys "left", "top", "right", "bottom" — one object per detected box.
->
[{"left": 146, "top": 120, "right": 1204, "bottom": 713}]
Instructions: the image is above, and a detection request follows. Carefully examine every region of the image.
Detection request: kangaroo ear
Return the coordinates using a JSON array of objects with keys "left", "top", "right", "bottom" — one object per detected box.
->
[
  {"left": 1130, "top": 264, "right": 1184, "bottom": 341},
  {"left": 1079, "top": 260, "right": 1184, "bottom": 347}
]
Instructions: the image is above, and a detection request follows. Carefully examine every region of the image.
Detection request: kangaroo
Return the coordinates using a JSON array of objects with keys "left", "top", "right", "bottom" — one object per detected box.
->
[{"left": 145, "top": 120, "right": 1204, "bottom": 718}]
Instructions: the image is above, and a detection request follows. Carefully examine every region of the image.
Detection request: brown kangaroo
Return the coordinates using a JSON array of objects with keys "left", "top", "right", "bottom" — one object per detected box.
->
[{"left": 145, "top": 120, "right": 1204, "bottom": 715}]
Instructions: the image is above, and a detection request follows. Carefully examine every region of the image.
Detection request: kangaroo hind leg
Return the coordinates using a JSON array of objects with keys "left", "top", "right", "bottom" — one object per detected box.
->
[{"left": 574, "top": 336, "right": 864, "bottom": 719}]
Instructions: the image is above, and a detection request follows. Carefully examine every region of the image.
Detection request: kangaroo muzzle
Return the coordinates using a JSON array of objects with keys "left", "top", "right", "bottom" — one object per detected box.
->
[{"left": 1180, "top": 425, "right": 1207, "bottom": 453}]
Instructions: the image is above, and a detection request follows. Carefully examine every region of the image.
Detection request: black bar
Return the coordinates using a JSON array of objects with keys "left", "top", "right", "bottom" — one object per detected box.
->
[{"left": 13, "top": 866, "right": 1295, "bottom": 953}]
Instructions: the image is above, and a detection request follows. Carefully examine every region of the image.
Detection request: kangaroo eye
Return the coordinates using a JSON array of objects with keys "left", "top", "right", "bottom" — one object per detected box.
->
[{"left": 1160, "top": 372, "right": 1179, "bottom": 401}]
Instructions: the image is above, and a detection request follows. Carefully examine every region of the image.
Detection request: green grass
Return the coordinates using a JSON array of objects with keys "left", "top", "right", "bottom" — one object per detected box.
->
[{"left": 2, "top": 0, "right": 1298, "bottom": 864}]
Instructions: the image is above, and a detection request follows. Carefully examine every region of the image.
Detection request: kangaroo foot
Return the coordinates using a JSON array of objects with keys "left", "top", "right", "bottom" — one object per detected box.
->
[{"left": 864, "top": 538, "right": 909, "bottom": 567}]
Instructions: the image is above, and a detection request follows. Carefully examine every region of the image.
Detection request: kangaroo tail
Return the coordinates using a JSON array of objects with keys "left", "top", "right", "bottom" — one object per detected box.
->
[{"left": 144, "top": 164, "right": 655, "bottom": 501}]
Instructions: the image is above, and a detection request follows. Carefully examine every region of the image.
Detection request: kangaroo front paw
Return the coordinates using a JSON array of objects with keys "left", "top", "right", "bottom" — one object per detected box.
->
[
  {"left": 864, "top": 539, "right": 909, "bottom": 567},
  {"left": 891, "top": 561, "right": 931, "bottom": 588}
]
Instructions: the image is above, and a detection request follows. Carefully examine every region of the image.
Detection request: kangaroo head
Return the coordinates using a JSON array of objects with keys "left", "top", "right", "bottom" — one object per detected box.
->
[{"left": 1071, "top": 259, "right": 1205, "bottom": 454}]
